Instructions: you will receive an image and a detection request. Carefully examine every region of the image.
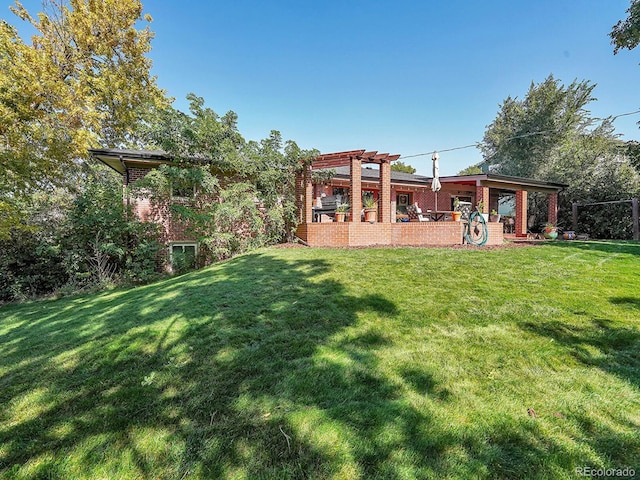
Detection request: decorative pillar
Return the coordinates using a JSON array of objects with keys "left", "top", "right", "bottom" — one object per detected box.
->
[
  {"left": 547, "top": 193, "right": 558, "bottom": 225},
  {"left": 380, "top": 160, "right": 391, "bottom": 223},
  {"left": 475, "top": 185, "right": 490, "bottom": 212},
  {"left": 350, "top": 156, "right": 362, "bottom": 222},
  {"left": 295, "top": 171, "right": 304, "bottom": 223},
  {"left": 515, "top": 190, "right": 528, "bottom": 237},
  {"left": 304, "top": 165, "right": 313, "bottom": 223}
]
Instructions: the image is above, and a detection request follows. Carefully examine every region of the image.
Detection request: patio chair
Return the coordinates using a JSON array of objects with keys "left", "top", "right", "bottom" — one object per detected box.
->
[
  {"left": 458, "top": 201, "right": 472, "bottom": 221},
  {"left": 407, "top": 203, "right": 430, "bottom": 222}
]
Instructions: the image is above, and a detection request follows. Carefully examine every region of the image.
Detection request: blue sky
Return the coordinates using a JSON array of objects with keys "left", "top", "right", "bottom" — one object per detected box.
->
[{"left": 6, "top": 1, "right": 640, "bottom": 175}]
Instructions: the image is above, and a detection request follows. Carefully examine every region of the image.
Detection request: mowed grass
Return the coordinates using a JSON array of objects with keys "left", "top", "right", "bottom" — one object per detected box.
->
[{"left": 0, "top": 241, "right": 639, "bottom": 479}]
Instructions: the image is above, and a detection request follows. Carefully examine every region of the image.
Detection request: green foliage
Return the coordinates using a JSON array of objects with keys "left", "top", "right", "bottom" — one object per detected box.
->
[
  {"left": 482, "top": 75, "right": 640, "bottom": 239},
  {"left": 142, "top": 97, "right": 319, "bottom": 246},
  {"left": 246, "top": 131, "right": 319, "bottom": 242},
  {"left": 625, "top": 140, "right": 640, "bottom": 172},
  {"left": 362, "top": 195, "right": 377, "bottom": 209},
  {"left": 482, "top": 75, "right": 599, "bottom": 178},
  {"left": 611, "top": 0, "right": 640, "bottom": 54},
  {"left": 390, "top": 161, "right": 416, "bottom": 174},
  {"left": 170, "top": 248, "right": 196, "bottom": 275},
  {"left": 63, "top": 176, "right": 162, "bottom": 288},
  {"left": 0, "top": 0, "right": 168, "bottom": 233},
  {"left": 457, "top": 164, "right": 483, "bottom": 175},
  {"left": 143, "top": 94, "right": 245, "bottom": 171},
  {"left": 0, "top": 190, "right": 71, "bottom": 302}
]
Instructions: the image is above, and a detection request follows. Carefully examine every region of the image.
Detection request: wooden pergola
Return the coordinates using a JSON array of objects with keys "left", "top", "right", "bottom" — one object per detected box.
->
[{"left": 299, "top": 149, "right": 401, "bottom": 223}]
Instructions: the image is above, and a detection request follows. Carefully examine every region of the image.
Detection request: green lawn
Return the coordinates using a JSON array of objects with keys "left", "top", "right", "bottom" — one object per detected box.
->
[{"left": 1, "top": 241, "right": 639, "bottom": 479}]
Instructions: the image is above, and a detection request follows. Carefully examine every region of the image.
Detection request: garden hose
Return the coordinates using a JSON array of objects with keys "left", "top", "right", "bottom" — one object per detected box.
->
[{"left": 464, "top": 211, "right": 488, "bottom": 246}]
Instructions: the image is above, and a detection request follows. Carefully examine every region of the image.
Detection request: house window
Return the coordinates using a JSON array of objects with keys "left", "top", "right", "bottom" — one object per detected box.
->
[
  {"left": 396, "top": 193, "right": 411, "bottom": 214},
  {"left": 332, "top": 187, "right": 349, "bottom": 197},
  {"left": 362, "top": 190, "right": 376, "bottom": 203},
  {"left": 170, "top": 243, "right": 197, "bottom": 272}
]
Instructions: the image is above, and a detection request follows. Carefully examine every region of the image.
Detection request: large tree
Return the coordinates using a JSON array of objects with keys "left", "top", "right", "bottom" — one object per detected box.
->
[
  {"left": 481, "top": 75, "right": 640, "bottom": 238},
  {"left": 481, "top": 75, "right": 599, "bottom": 179},
  {"left": 390, "top": 161, "right": 416, "bottom": 174},
  {"left": 0, "top": 0, "right": 167, "bottom": 236}
]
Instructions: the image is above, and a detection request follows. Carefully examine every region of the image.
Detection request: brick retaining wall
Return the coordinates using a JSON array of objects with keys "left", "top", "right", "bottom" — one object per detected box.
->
[{"left": 297, "top": 221, "right": 504, "bottom": 247}]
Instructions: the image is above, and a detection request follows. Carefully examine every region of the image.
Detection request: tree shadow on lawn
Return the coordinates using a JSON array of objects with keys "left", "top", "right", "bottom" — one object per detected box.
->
[{"left": 1, "top": 251, "right": 629, "bottom": 478}]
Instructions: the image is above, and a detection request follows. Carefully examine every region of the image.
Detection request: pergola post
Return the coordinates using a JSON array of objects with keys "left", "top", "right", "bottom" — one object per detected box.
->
[
  {"left": 380, "top": 160, "right": 391, "bottom": 223},
  {"left": 475, "top": 185, "right": 489, "bottom": 212},
  {"left": 548, "top": 193, "right": 558, "bottom": 225},
  {"left": 515, "top": 190, "right": 528, "bottom": 237},
  {"left": 295, "top": 171, "right": 304, "bottom": 223},
  {"left": 350, "top": 156, "right": 362, "bottom": 222},
  {"left": 304, "top": 165, "right": 313, "bottom": 223}
]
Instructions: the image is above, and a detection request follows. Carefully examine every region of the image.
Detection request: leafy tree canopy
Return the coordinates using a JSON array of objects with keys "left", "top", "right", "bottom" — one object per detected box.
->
[
  {"left": 481, "top": 75, "right": 604, "bottom": 179},
  {"left": 457, "top": 165, "right": 483, "bottom": 176},
  {"left": 390, "top": 161, "right": 416, "bottom": 174},
  {"left": 0, "top": 0, "right": 167, "bottom": 236},
  {"left": 611, "top": 0, "right": 640, "bottom": 53},
  {"left": 142, "top": 95, "right": 319, "bottom": 243},
  {"left": 482, "top": 74, "right": 640, "bottom": 238}
]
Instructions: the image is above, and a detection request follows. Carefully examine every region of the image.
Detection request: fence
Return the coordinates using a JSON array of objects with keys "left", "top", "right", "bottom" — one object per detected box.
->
[{"left": 572, "top": 198, "right": 639, "bottom": 241}]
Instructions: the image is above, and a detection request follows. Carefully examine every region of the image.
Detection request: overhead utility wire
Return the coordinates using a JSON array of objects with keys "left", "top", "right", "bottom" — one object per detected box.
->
[{"left": 400, "top": 109, "right": 640, "bottom": 160}]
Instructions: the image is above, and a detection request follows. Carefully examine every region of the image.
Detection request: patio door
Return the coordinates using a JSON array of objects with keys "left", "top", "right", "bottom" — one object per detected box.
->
[{"left": 396, "top": 193, "right": 411, "bottom": 214}]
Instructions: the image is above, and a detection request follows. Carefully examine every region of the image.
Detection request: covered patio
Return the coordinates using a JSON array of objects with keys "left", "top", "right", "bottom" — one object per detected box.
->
[{"left": 295, "top": 150, "right": 566, "bottom": 247}]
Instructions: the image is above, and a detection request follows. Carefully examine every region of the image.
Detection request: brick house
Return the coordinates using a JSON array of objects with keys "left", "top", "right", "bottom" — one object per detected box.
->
[
  {"left": 91, "top": 147, "right": 566, "bottom": 252},
  {"left": 295, "top": 149, "right": 567, "bottom": 247},
  {"left": 90, "top": 148, "right": 209, "bottom": 266}
]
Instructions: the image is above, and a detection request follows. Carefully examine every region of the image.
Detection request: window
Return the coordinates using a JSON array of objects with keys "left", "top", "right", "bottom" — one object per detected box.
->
[
  {"left": 332, "top": 187, "right": 349, "bottom": 197},
  {"left": 170, "top": 243, "right": 197, "bottom": 272},
  {"left": 396, "top": 193, "right": 411, "bottom": 214},
  {"left": 332, "top": 187, "right": 350, "bottom": 205},
  {"left": 362, "top": 190, "right": 376, "bottom": 203}
]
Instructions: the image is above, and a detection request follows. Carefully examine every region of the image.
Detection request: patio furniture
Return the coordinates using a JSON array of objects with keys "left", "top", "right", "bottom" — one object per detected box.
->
[
  {"left": 426, "top": 210, "right": 453, "bottom": 222},
  {"left": 458, "top": 201, "right": 472, "bottom": 221},
  {"left": 312, "top": 195, "right": 338, "bottom": 222},
  {"left": 407, "top": 204, "right": 430, "bottom": 222}
]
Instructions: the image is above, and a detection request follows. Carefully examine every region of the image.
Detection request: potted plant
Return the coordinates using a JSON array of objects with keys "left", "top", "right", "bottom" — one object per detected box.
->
[
  {"left": 335, "top": 203, "right": 349, "bottom": 222},
  {"left": 489, "top": 209, "right": 501, "bottom": 222},
  {"left": 451, "top": 196, "right": 462, "bottom": 221},
  {"left": 362, "top": 196, "right": 377, "bottom": 223},
  {"left": 476, "top": 200, "right": 488, "bottom": 222},
  {"left": 543, "top": 222, "right": 558, "bottom": 240}
]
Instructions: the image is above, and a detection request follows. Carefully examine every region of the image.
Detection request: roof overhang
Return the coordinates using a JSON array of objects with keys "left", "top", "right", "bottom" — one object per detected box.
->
[
  {"left": 89, "top": 148, "right": 170, "bottom": 174},
  {"left": 440, "top": 173, "right": 567, "bottom": 194}
]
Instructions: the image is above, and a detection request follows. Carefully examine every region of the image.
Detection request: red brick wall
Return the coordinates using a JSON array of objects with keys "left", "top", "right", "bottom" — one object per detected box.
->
[
  {"left": 547, "top": 193, "right": 558, "bottom": 225},
  {"left": 296, "top": 221, "right": 504, "bottom": 247},
  {"left": 295, "top": 172, "right": 304, "bottom": 223},
  {"left": 120, "top": 166, "right": 197, "bottom": 245},
  {"left": 476, "top": 186, "right": 490, "bottom": 213},
  {"left": 515, "top": 190, "right": 528, "bottom": 237},
  {"left": 126, "top": 167, "right": 150, "bottom": 185}
]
